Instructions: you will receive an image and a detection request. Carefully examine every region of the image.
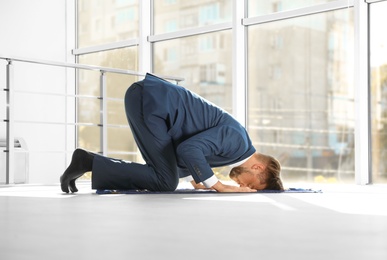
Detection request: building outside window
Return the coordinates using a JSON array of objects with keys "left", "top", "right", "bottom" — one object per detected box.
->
[{"left": 247, "top": 7, "right": 355, "bottom": 184}]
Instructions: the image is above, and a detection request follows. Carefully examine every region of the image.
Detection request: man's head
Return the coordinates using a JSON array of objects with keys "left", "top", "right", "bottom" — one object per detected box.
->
[{"left": 229, "top": 153, "right": 284, "bottom": 191}]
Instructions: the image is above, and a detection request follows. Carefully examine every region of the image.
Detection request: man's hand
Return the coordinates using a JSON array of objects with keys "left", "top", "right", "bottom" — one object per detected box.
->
[
  {"left": 190, "top": 180, "right": 208, "bottom": 189},
  {"left": 212, "top": 181, "right": 257, "bottom": 193}
]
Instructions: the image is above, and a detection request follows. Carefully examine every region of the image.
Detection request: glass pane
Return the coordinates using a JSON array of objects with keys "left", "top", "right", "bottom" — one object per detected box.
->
[
  {"left": 107, "top": 99, "right": 127, "bottom": 125},
  {"left": 154, "top": 31, "right": 233, "bottom": 112},
  {"left": 370, "top": 0, "right": 387, "bottom": 184},
  {"left": 248, "top": 9, "right": 355, "bottom": 184},
  {"left": 78, "top": 125, "right": 101, "bottom": 152},
  {"left": 107, "top": 128, "right": 139, "bottom": 158},
  {"left": 153, "top": 0, "right": 232, "bottom": 34},
  {"left": 77, "top": 97, "right": 100, "bottom": 125},
  {"left": 78, "top": 0, "right": 139, "bottom": 48},
  {"left": 248, "top": 0, "right": 339, "bottom": 17},
  {"left": 77, "top": 48, "right": 139, "bottom": 162}
]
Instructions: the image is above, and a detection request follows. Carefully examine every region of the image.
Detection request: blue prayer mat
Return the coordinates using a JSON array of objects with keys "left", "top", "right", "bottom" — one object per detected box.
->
[{"left": 96, "top": 188, "right": 322, "bottom": 194}]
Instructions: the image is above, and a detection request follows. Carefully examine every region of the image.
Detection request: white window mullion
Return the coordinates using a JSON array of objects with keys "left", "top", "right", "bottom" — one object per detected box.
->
[
  {"left": 72, "top": 39, "right": 139, "bottom": 55},
  {"left": 65, "top": 0, "right": 76, "bottom": 167},
  {"left": 148, "top": 22, "right": 232, "bottom": 42},
  {"left": 365, "top": 0, "right": 386, "bottom": 3},
  {"left": 232, "top": 0, "right": 247, "bottom": 126},
  {"left": 354, "top": 0, "right": 371, "bottom": 185},
  {"left": 139, "top": 0, "right": 152, "bottom": 74},
  {"left": 243, "top": 0, "right": 354, "bottom": 26}
]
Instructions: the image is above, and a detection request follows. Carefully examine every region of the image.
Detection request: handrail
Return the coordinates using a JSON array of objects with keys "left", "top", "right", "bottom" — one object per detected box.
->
[
  {"left": 0, "top": 55, "right": 184, "bottom": 82},
  {"left": 1, "top": 55, "right": 184, "bottom": 185}
]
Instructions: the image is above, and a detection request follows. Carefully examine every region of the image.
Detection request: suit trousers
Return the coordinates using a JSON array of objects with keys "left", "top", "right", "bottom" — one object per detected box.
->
[{"left": 91, "top": 82, "right": 179, "bottom": 191}]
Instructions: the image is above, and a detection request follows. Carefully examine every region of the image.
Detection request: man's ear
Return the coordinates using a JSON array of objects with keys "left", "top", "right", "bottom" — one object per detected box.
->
[{"left": 251, "top": 163, "right": 266, "bottom": 171}]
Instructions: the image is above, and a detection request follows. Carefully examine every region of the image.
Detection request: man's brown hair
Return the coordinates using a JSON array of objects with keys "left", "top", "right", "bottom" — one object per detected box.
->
[{"left": 229, "top": 153, "right": 284, "bottom": 191}]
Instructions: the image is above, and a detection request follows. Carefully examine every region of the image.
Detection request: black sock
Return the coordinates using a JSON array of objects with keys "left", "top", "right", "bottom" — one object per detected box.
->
[
  {"left": 60, "top": 148, "right": 94, "bottom": 193},
  {"left": 75, "top": 148, "right": 94, "bottom": 171}
]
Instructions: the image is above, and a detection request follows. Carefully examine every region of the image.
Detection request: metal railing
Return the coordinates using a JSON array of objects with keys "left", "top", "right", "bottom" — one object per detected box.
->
[{"left": 1, "top": 55, "right": 184, "bottom": 184}]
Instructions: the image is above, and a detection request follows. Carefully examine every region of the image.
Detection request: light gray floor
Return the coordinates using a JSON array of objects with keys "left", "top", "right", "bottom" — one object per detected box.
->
[{"left": 0, "top": 183, "right": 386, "bottom": 260}]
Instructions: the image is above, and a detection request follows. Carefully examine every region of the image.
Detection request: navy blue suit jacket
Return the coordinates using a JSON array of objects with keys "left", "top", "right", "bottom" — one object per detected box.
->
[{"left": 142, "top": 73, "right": 255, "bottom": 184}]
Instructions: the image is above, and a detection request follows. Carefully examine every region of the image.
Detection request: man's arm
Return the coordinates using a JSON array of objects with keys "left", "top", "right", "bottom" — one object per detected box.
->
[
  {"left": 191, "top": 180, "right": 255, "bottom": 192},
  {"left": 177, "top": 126, "right": 249, "bottom": 186}
]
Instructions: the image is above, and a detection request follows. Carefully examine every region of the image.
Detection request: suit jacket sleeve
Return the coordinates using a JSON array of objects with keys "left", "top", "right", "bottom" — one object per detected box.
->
[{"left": 176, "top": 125, "right": 254, "bottom": 185}]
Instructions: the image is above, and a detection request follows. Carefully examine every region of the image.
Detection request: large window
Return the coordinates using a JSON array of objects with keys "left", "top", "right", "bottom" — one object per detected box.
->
[
  {"left": 370, "top": 0, "right": 387, "bottom": 184},
  {"left": 75, "top": 0, "right": 374, "bottom": 185},
  {"left": 248, "top": 8, "right": 355, "bottom": 184}
]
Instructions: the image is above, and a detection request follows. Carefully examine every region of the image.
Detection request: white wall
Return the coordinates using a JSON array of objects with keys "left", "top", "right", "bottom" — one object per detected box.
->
[{"left": 0, "top": 0, "right": 76, "bottom": 184}]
